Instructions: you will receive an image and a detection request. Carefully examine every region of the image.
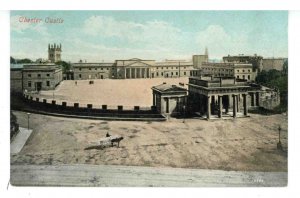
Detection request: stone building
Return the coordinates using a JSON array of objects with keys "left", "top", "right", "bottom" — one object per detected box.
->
[
  {"left": 200, "top": 62, "right": 255, "bottom": 81},
  {"left": 152, "top": 60, "right": 196, "bottom": 78},
  {"left": 114, "top": 58, "right": 153, "bottom": 79},
  {"left": 152, "top": 83, "right": 188, "bottom": 116},
  {"left": 187, "top": 76, "right": 261, "bottom": 119},
  {"left": 22, "top": 64, "right": 63, "bottom": 92},
  {"left": 10, "top": 64, "right": 24, "bottom": 93},
  {"left": 262, "top": 58, "right": 288, "bottom": 71},
  {"left": 48, "top": 43, "right": 62, "bottom": 63},
  {"left": 223, "top": 54, "right": 263, "bottom": 72},
  {"left": 192, "top": 48, "right": 209, "bottom": 69},
  {"left": 72, "top": 62, "right": 114, "bottom": 80},
  {"left": 72, "top": 58, "right": 197, "bottom": 80}
]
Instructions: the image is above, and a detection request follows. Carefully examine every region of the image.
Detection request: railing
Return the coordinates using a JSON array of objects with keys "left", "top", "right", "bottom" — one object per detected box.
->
[{"left": 22, "top": 94, "right": 163, "bottom": 119}]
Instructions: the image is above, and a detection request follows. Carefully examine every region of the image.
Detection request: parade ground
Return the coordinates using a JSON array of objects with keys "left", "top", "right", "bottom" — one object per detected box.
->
[{"left": 11, "top": 110, "right": 287, "bottom": 172}]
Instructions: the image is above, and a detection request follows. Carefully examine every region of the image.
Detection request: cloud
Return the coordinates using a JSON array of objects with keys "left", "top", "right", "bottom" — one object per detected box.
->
[
  {"left": 82, "top": 16, "right": 182, "bottom": 49},
  {"left": 196, "top": 25, "right": 249, "bottom": 58}
]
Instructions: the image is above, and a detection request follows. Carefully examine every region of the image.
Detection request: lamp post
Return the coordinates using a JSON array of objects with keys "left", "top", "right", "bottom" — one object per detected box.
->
[
  {"left": 277, "top": 125, "right": 282, "bottom": 150},
  {"left": 183, "top": 105, "right": 186, "bottom": 123},
  {"left": 27, "top": 113, "right": 31, "bottom": 130}
]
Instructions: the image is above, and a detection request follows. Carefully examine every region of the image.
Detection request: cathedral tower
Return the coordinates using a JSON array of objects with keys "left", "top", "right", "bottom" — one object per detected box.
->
[{"left": 48, "top": 43, "right": 62, "bottom": 63}]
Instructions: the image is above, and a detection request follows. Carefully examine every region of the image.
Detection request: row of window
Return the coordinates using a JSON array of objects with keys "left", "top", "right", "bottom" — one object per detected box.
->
[
  {"left": 155, "top": 71, "right": 187, "bottom": 76},
  {"left": 78, "top": 67, "right": 110, "bottom": 71},
  {"left": 155, "top": 66, "right": 187, "bottom": 70},
  {"left": 203, "top": 67, "right": 234, "bottom": 72},
  {"left": 236, "top": 69, "right": 251, "bottom": 73},
  {"left": 27, "top": 73, "right": 50, "bottom": 78},
  {"left": 27, "top": 81, "right": 50, "bottom": 87},
  {"left": 236, "top": 75, "right": 251, "bottom": 80},
  {"left": 77, "top": 67, "right": 190, "bottom": 71}
]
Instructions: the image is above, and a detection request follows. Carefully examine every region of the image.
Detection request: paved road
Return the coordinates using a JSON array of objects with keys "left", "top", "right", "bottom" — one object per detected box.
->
[
  {"left": 10, "top": 164, "right": 287, "bottom": 187},
  {"left": 10, "top": 127, "right": 33, "bottom": 154}
]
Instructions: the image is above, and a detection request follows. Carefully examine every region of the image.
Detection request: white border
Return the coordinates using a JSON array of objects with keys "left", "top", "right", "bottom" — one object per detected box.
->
[{"left": 1, "top": 0, "right": 300, "bottom": 197}]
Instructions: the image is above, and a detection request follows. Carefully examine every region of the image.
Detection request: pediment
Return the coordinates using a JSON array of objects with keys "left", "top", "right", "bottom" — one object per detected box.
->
[{"left": 127, "top": 61, "right": 152, "bottom": 67}]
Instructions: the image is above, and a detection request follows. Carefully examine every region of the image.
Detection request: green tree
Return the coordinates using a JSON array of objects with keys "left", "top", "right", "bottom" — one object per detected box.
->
[
  {"left": 10, "top": 56, "right": 16, "bottom": 64},
  {"left": 10, "top": 111, "right": 19, "bottom": 139},
  {"left": 55, "top": 61, "right": 71, "bottom": 73}
]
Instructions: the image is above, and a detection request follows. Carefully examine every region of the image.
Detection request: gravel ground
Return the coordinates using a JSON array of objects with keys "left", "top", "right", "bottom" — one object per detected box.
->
[{"left": 11, "top": 111, "right": 288, "bottom": 172}]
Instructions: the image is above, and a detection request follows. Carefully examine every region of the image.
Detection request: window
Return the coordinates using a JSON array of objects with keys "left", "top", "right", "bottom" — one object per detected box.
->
[
  {"left": 171, "top": 67, "right": 173, "bottom": 69},
  {"left": 176, "top": 72, "right": 178, "bottom": 75},
  {"left": 28, "top": 81, "right": 31, "bottom": 87},
  {"left": 184, "top": 72, "right": 186, "bottom": 75},
  {"left": 243, "top": 70, "right": 245, "bottom": 72},
  {"left": 47, "top": 74, "right": 50, "bottom": 77},
  {"left": 248, "top": 75, "right": 250, "bottom": 80},
  {"left": 237, "top": 70, "right": 239, "bottom": 72},
  {"left": 37, "top": 74, "right": 41, "bottom": 78},
  {"left": 161, "top": 72, "right": 163, "bottom": 76},
  {"left": 243, "top": 75, "right": 245, "bottom": 79},
  {"left": 47, "top": 81, "right": 50, "bottom": 86},
  {"left": 237, "top": 75, "right": 239, "bottom": 79},
  {"left": 167, "top": 67, "right": 168, "bottom": 69},
  {"left": 79, "top": 74, "right": 82, "bottom": 78},
  {"left": 176, "top": 67, "right": 178, "bottom": 69},
  {"left": 157, "top": 67, "right": 158, "bottom": 69},
  {"left": 184, "top": 67, "right": 186, "bottom": 69},
  {"left": 171, "top": 72, "right": 173, "bottom": 75},
  {"left": 156, "top": 72, "right": 159, "bottom": 76},
  {"left": 95, "top": 68, "right": 97, "bottom": 70},
  {"left": 89, "top": 68, "right": 91, "bottom": 70},
  {"left": 79, "top": 68, "right": 81, "bottom": 71},
  {"left": 248, "top": 69, "right": 251, "bottom": 72},
  {"left": 28, "top": 74, "right": 31, "bottom": 77},
  {"left": 107, "top": 68, "right": 109, "bottom": 70}
]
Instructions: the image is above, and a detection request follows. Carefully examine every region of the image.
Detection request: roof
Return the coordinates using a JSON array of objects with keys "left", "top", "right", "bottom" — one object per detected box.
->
[
  {"left": 72, "top": 63, "right": 114, "bottom": 67},
  {"left": 152, "top": 83, "right": 187, "bottom": 93},
  {"left": 23, "top": 64, "right": 62, "bottom": 71},
  {"left": 155, "top": 61, "right": 193, "bottom": 66},
  {"left": 10, "top": 64, "right": 24, "bottom": 69}
]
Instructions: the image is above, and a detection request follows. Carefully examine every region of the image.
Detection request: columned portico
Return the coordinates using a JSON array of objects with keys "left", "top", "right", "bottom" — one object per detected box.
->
[{"left": 187, "top": 76, "right": 260, "bottom": 120}]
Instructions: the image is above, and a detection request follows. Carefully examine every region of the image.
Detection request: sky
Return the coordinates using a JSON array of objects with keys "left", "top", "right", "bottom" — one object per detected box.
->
[{"left": 10, "top": 11, "right": 288, "bottom": 62}]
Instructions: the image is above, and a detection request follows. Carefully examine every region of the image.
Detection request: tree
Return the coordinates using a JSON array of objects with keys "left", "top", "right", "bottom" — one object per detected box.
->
[
  {"left": 55, "top": 61, "right": 71, "bottom": 73},
  {"left": 10, "top": 56, "right": 16, "bottom": 64},
  {"left": 10, "top": 111, "right": 19, "bottom": 139}
]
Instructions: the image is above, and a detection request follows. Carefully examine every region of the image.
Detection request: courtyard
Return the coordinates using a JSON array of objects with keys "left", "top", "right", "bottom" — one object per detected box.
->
[
  {"left": 31, "top": 78, "right": 189, "bottom": 108},
  {"left": 11, "top": 110, "right": 287, "bottom": 172}
]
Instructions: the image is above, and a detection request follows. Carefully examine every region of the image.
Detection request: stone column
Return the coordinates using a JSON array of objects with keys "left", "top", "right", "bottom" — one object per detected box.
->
[
  {"left": 140, "top": 68, "right": 142, "bottom": 79},
  {"left": 236, "top": 94, "right": 240, "bottom": 112},
  {"left": 129, "top": 68, "right": 131, "bottom": 79},
  {"left": 166, "top": 98, "right": 169, "bottom": 114},
  {"left": 211, "top": 95, "right": 216, "bottom": 115},
  {"left": 243, "top": 94, "right": 248, "bottom": 116},
  {"left": 207, "top": 96, "right": 211, "bottom": 119},
  {"left": 147, "top": 68, "right": 150, "bottom": 78},
  {"left": 232, "top": 95, "right": 237, "bottom": 118},
  {"left": 256, "top": 92, "right": 260, "bottom": 106},
  {"left": 251, "top": 93, "right": 255, "bottom": 106},
  {"left": 218, "top": 95, "right": 223, "bottom": 118},
  {"left": 124, "top": 67, "right": 127, "bottom": 79}
]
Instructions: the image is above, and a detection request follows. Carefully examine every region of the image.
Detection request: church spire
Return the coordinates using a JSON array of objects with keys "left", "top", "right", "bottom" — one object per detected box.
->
[{"left": 205, "top": 47, "right": 208, "bottom": 56}]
